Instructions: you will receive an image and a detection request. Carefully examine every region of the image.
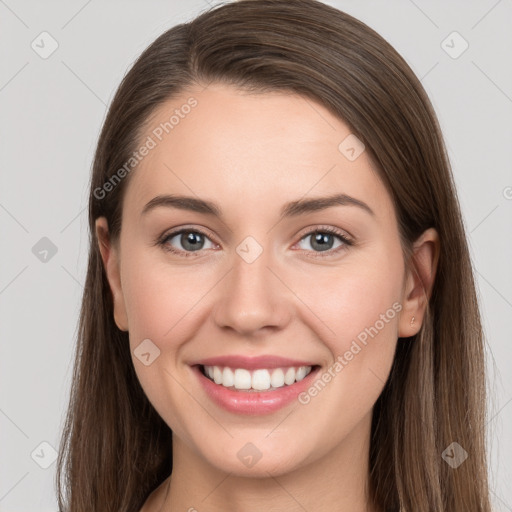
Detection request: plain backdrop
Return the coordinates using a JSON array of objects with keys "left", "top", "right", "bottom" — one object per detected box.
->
[{"left": 0, "top": 0, "right": 511, "bottom": 510}]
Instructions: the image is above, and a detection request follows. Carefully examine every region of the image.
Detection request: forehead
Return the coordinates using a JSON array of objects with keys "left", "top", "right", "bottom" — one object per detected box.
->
[{"left": 123, "top": 82, "right": 394, "bottom": 223}]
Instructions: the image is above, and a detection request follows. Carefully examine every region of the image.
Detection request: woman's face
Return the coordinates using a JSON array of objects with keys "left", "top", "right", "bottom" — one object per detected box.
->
[{"left": 97, "top": 82, "right": 431, "bottom": 478}]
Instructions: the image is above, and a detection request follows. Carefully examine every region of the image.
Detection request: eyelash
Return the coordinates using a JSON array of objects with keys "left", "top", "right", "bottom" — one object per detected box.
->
[{"left": 156, "top": 225, "right": 354, "bottom": 259}]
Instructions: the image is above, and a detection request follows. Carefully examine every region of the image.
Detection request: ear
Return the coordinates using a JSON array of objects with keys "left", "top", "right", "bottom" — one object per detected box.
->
[
  {"left": 95, "top": 217, "right": 129, "bottom": 332},
  {"left": 398, "top": 227, "right": 440, "bottom": 337}
]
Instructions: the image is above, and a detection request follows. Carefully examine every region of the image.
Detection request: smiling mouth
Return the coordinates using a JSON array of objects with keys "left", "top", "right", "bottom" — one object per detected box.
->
[{"left": 198, "top": 364, "right": 320, "bottom": 392}]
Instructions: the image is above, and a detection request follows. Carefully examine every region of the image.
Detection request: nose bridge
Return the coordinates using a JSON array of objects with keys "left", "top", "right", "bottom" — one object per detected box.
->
[{"left": 212, "top": 236, "right": 289, "bottom": 335}]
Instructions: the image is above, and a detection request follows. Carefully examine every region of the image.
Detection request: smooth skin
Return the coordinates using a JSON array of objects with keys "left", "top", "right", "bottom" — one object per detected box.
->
[{"left": 96, "top": 82, "right": 439, "bottom": 512}]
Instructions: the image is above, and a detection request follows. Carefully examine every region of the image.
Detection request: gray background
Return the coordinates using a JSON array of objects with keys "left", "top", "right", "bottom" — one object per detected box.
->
[{"left": 1, "top": 0, "right": 511, "bottom": 510}]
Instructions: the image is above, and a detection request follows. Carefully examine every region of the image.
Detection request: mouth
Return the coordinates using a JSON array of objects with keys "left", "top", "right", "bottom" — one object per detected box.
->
[
  {"left": 198, "top": 363, "right": 319, "bottom": 392},
  {"left": 191, "top": 360, "right": 322, "bottom": 415}
]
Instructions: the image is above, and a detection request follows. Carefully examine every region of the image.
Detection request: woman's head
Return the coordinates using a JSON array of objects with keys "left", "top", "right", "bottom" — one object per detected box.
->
[
  {"left": 97, "top": 79, "right": 438, "bottom": 485},
  {"left": 57, "top": 1, "right": 490, "bottom": 511}
]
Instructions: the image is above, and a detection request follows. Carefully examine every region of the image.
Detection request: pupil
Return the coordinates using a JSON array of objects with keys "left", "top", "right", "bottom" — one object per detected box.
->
[
  {"left": 182, "top": 232, "right": 204, "bottom": 251},
  {"left": 313, "top": 232, "right": 333, "bottom": 252}
]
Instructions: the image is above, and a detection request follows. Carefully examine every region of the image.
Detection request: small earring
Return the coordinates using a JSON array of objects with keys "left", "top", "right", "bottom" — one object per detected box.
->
[{"left": 410, "top": 316, "right": 415, "bottom": 325}]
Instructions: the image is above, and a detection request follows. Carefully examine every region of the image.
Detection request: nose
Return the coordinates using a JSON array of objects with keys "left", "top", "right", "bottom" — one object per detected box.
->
[{"left": 212, "top": 244, "right": 292, "bottom": 337}]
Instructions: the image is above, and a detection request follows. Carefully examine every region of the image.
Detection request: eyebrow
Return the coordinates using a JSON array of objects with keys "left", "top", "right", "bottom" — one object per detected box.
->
[{"left": 141, "top": 193, "right": 375, "bottom": 219}]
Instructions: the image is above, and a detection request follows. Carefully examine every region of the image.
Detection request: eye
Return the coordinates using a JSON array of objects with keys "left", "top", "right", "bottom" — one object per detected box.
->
[
  {"left": 294, "top": 226, "right": 353, "bottom": 257},
  {"left": 157, "top": 228, "right": 217, "bottom": 256},
  {"left": 156, "top": 225, "right": 354, "bottom": 258}
]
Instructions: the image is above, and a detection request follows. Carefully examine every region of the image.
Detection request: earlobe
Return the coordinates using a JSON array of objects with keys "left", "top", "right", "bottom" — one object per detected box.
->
[
  {"left": 95, "top": 217, "right": 129, "bottom": 332},
  {"left": 398, "top": 227, "right": 440, "bottom": 338}
]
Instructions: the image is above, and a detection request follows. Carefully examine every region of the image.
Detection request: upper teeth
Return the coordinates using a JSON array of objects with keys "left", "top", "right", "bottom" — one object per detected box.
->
[{"left": 203, "top": 365, "right": 312, "bottom": 391}]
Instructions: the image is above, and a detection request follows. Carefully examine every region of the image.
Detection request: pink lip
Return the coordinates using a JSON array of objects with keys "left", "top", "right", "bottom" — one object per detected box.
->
[
  {"left": 191, "top": 364, "right": 320, "bottom": 415},
  {"left": 191, "top": 355, "right": 317, "bottom": 370}
]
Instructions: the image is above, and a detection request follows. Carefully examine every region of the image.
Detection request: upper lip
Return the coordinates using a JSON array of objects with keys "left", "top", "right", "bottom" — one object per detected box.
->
[{"left": 191, "top": 355, "right": 318, "bottom": 370}]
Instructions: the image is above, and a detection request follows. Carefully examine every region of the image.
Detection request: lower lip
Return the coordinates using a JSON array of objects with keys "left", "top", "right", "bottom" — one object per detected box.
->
[{"left": 192, "top": 365, "right": 320, "bottom": 415}]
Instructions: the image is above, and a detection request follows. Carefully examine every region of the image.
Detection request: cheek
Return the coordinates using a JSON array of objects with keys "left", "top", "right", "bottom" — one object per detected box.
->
[
  {"left": 291, "top": 265, "right": 402, "bottom": 446},
  {"left": 294, "top": 250, "right": 404, "bottom": 417},
  {"left": 301, "top": 255, "right": 403, "bottom": 350},
  {"left": 121, "top": 248, "right": 205, "bottom": 343},
  {"left": 120, "top": 250, "right": 205, "bottom": 437}
]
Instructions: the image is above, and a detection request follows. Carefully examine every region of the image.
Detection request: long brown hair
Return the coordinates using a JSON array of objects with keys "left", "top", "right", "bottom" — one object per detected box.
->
[{"left": 55, "top": 1, "right": 492, "bottom": 510}]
